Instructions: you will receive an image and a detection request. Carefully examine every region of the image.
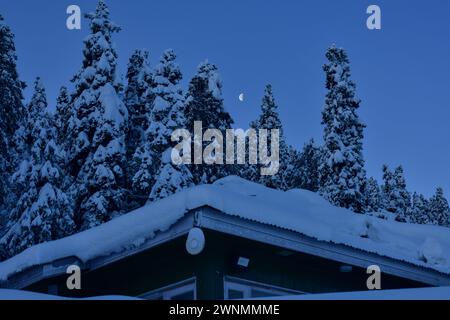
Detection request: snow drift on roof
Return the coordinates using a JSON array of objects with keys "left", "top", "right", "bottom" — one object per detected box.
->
[{"left": 1, "top": 176, "right": 450, "bottom": 281}]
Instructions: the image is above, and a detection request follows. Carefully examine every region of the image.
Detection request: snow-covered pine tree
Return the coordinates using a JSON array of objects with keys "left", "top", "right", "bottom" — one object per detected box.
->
[
  {"left": 66, "top": 0, "right": 128, "bottom": 230},
  {"left": 133, "top": 49, "right": 192, "bottom": 202},
  {"left": 381, "top": 165, "right": 394, "bottom": 211},
  {"left": 54, "top": 86, "right": 71, "bottom": 145},
  {"left": 365, "top": 177, "right": 382, "bottom": 213},
  {"left": 124, "top": 50, "right": 152, "bottom": 161},
  {"left": 249, "top": 84, "right": 291, "bottom": 190},
  {"left": 148, "top": 150, "right": 193, "bottom": 202},
  {"left": 148, "top": 79, "right": 193, "bottom": 202},
  {"left": 283, "top": 147, "right": 302, "bottom": 190},
  {"left": 290, "top": 139, "right": 321, "bottom": 192},
  {"left": 319, "top": 46, "right": 366, "bottom": 213},
  {"left": 428, "top": 187, "right": 450, "bottom": 227},
  {"left": 301, "top": 139, "right": 321, "bottom": 192},
  {"left": 0, "top": 78, "right": 75, "bottom": 258},
  {"left": 392, "top": 166, "right": 411, "bottom": 221},
  {"left": 409, "top": 192, "right": 430, "bottom": 225},
  {"left": 280, "top": 146, "right": 298, "bottom": 191},
  {"left": 381, "top": 165, "right": 411, "bottom": 221},
  {"left": 0, "top": 14, "right": 26, "bottom": 211},
  {"left": 238, "top": 133, "right": 259, "bottom": 184},
  {"left": 184, "top": 61, "right": 234, "bottom": 184},
  {"left": 53, "top": 86, "right": 75, "bottom": 193},
  {"left": 143, "top": 49, "right": 183, "bottom": 159},
  {"left": 131, "top": 50, "right": 175, "bottom": 199}
]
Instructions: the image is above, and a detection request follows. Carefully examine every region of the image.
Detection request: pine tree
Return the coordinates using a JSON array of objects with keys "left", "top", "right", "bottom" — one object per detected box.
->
[
  {"left": 54, "top": 86, "right": 71, "bottom": 145},
  {"left": 149, "top": 70, "right": 193, "bottom": 201},
  {"left": 381, "top": 165, "right": 394, "bottom": 211},
  {"left": 365, "top": 177, "right": 382, "bottom": 213},
  {"left": 428, "top": 187, "right": 450, "bottom": 227},
  {"left": 381, "top": 165, "right": 411, "bottom": 221},
  {"left": 0, "top": 15, "right": 26, "bottom": 210},
  {"left": 133, "top": 49, "right": 192, "bottom": 202},
  {"left": 319, "top": 46, "right": 366, "bottom": 213},
  {"left": 239, "top": 133, "right": 259, "bottom": 184},
  {"left": 146, "top": 49, "right": 183, "bottom": 157},
  {"left": 392, "top": 166, "right": 411, "bottom": 221},
  {"left": 131, "top": 50, "right": 178, "bottom": 199},
  {"left": 124, "top": 50, "right": 152, "bottom": 161},
  {"left": 184, "top": 61, "right": 234, "bottom": 184},
  {"left": 148, "top": 161, "right": 193, "bottom": 202},
  {"left": 0, "top": 78, "right": 75, "bottom": 258},
  {"left": 149, "top": 152, "right": 193, "bottom": 202},
  {"left": 66, "top": 0, "right": 128, "bottom": 230},
  {"left": 249, "top": 85, "right": 291, "bottom": 190},
  {"left": 283, "top": 147, "right": 302, "bottom": 190},
  {"left": 53, "top": 86, "right": 75, "bottom": 193},
  {"left": 290, "top": 139, "right": 321, "bottom": 192},
  {"left": 409, "top": 192, "right": 430, "bottom": 224}
]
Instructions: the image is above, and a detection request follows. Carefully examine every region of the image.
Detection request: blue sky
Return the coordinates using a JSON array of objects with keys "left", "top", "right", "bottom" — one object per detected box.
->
[{"left": 1, "top": 0, "right": 449, "bottom": 198}]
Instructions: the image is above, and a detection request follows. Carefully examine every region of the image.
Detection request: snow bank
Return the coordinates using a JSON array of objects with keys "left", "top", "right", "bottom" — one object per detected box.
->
[
  {"left": 0, "top": 289, "right": 139, "bottom": 300},
  {"left": 266, "top": 286, "right": 450, "bottom": 300},
  {"left": 1, "top": 176, "right": 450, "bottom": 281}
]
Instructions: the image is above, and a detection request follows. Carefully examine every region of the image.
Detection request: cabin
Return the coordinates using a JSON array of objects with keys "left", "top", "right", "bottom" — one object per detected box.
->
[{"left": 1, "top": 177, "right": 449, "bottom": 299}]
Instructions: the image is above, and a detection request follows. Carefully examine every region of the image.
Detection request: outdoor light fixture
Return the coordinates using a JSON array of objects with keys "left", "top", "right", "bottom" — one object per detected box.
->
[
  {"left": 237, "top": 257, "right": 250, "bottom": 268},
  {"left": 185, "top": 228, "right": 205, "bottom": 255}
]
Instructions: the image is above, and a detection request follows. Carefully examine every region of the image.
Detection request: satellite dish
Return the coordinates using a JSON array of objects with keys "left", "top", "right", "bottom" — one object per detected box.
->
[{"left": 186, "top": 228, "right": 205, "bottom": 255}]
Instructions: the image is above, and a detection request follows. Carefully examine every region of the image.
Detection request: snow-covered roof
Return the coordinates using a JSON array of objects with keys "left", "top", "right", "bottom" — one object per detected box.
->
[{"left": 1, "top": 176, "right": 450, "bottom": 282}]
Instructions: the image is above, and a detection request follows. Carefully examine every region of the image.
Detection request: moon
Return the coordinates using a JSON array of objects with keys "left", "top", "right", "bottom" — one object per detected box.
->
[{"left": 239, "top": 93, "right": 245, "bottom": 102}]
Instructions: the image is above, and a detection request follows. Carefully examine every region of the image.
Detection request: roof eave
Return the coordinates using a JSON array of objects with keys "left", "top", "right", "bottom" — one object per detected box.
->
[{"left": 198, "top": 206, "right": 450, "bottom": 287}]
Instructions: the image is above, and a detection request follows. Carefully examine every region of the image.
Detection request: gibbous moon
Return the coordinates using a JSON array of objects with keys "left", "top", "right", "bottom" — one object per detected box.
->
[{"left": 239, "top": 93, "right": 245, "bottom": 102}]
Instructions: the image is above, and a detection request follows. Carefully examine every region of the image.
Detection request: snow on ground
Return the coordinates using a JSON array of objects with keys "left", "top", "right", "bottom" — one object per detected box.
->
[
  {"left": 1, "top": 176, "right": 450, "bottom": 281},
  {"left": 0, "top": 289, "right": 139, "bottom": 300},
  {"left": 266, "top": 286, "right": 450, "bottom": 300}
]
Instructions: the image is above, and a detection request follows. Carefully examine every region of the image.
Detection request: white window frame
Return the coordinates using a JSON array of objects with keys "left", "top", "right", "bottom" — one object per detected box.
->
[
  {"left": 224, "top": 276, "right": 306, "bottom": 299},
  {"left": 139, "top": 277, "right": 197, "bottom": 300}
]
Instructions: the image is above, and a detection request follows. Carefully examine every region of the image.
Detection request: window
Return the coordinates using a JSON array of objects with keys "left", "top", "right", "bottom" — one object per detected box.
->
[
  {"left": 139, "top": 277, "right": 196, "bottom": 300},
  {"left": 224, "top": 276, "right": 305, "bottom": 299}
]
